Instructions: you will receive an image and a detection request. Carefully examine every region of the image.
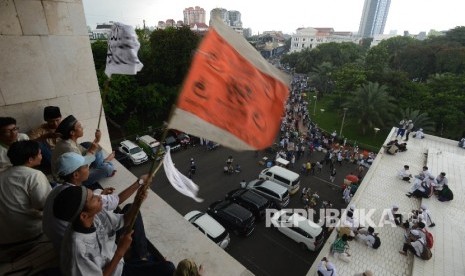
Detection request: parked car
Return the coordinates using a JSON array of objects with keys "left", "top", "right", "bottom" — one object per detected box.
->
[
  {"left": 225, "top": 189, "right": 271, "bottom": 220},
  {"left": 270, "top": 210, "right": 325, "bottom": 251},
  {"left": 207, "top": 200, "right": 255, "bottom": 237},
  {"left": 118, "top": 140, "right": 148, "bottom": 165},
  {"left": 259, "top": 166, "right": 301, "bottom": 195},
  {"left": 246, "top": 179, "right": 290, "bottom": 209},
  {"left": 163, "top": 136, "right": 181, "bottom": 152},
  {"left": 171, "top": 130, "right": 191, "bottom": 148},
  {"left": 184, "top": 210, "right": 230, "bottom": 249},
  {"left": 136, "top": 135, "right": 165, "bottom": 160}
]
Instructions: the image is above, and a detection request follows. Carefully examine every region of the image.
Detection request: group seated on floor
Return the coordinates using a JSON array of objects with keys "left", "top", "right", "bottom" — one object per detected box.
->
[{"left": 384, "top": 139, "right": 407, "bottom": 155}]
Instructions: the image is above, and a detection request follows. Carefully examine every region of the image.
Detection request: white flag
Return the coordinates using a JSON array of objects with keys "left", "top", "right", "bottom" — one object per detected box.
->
[
  {"left": 163, "top": 147, "right": 203, "bottom": 202},
  {"left": 105, "top": 22, "right": 144, "bottom": 77}
]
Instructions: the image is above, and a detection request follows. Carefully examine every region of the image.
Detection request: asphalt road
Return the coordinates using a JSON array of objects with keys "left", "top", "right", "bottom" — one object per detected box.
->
[{"left": 129, "top": 144, "right": 360, "bottom": 276}]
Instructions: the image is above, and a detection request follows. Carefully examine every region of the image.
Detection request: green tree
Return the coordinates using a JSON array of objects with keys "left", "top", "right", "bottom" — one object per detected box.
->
[
  {"left": 148, "top": 27, "right": 200, "bottom": 86},
  {"left": 399, "top": 108, "right": 435, "bottom": 132},
  {"left": 345, "top": 82, "right": 397, "bottom": 134},
  {"left": 423, "top": 73, "right": 465, "bottom": 138},
  {"left": 445, "top": 26, "right": 465, "bottom": 46},
  {"left": 312, "top": 42, "right": 364, "bottom": 68},
  {"left": 435, "top": 47, "right": 465, "bottom": 74},
  {"left": 90, "top": 40, "right": 108, "bottom": 72},
  {"left": 309, "top": 62, "right": 334, "bottom": 97},
  {"left": 334, "top": 63, "right": 367, "bottom": 93},
  {"left": 365, "top": 45, "right": 389, "bottom": 80},
  {"left": 397, "top": 44, "right": 436, "bottom": 81},
  {"left": 377, "top": 36, "right": 416, "bottom": 70}
]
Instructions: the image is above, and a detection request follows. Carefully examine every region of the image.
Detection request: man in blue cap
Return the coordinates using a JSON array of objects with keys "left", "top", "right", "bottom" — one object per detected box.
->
[{"left": 43, "top": 151, "right": 148, "bottom": 252}]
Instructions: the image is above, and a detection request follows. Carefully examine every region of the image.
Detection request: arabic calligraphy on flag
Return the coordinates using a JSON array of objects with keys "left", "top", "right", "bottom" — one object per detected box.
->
[
  {"left": 105, "top": 22, "right": 144, "bottom": 77},
  {"left": 168, "top": 17, "right": 290, "bottom": 151}
]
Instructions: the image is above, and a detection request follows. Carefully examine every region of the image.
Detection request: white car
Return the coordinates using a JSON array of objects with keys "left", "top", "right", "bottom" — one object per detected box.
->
[
  {"left": 270, "top": 210, "right": 324, "bottom": 251},
  {"left": 184, "top": 210, "right": 230, "bottom": 249},
  {"left": 118, "top": 140, "right": 148, "bottom": 165}
]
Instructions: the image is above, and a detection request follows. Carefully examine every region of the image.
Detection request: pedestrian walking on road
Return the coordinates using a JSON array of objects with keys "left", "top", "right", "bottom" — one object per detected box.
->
[
  {"left": 305, "top": 161, "right": 311, "bottom": 176},
  {"left": 316, "top": 161, "right": 323, "bottom": 174},
  {"left": 330, "top": 168, "right": 337, "bottom": 183},
  {"left": 189, "top": 158, "right": 196, "bottom": 176}
]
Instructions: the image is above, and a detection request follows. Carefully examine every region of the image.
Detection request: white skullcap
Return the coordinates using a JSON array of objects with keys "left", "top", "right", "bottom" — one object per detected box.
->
[
  {"left": 326, "top": 262, "right": 335, "bottom": 270},
  {"left": 420, "top": 204, "right": 427, "bottom": 210},
  {"left": 410, "top": 229, "right": 421, "bottom": 237}
]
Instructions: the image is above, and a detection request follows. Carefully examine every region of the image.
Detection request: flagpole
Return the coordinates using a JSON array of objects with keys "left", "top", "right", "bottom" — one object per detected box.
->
[
  {"left": 97, "top": 78, "right": 110, "bottom": 130},
  {"left": 124, "top": 104, "right": 177, "bottom": 233}
]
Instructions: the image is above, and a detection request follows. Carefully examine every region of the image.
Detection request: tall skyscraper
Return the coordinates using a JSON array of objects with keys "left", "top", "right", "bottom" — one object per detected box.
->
[
  {"left": 183, "top": 6, "right": 206, "bottom": 25},
  {"left": 209, "top": 8, "right": 229, "bottom": 26},
  {"left": 358, "top": 0, "right": 391, "bottom": 38},
  {"left": 228, "top": 10, "right": 242, "bottom": 27}
]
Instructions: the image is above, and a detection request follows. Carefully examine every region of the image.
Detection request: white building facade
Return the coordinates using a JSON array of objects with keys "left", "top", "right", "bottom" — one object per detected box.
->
[{"left": 289, "top": 28, "right": 360, "bottom": 53}]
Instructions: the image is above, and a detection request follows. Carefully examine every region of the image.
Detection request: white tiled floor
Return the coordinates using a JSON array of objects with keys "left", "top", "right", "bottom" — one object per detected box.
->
[{"left": 307, "top": 128, "right": 465, "bottom": 276}]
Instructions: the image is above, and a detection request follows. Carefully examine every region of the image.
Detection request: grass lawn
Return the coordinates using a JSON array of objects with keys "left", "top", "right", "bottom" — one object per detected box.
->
[{"left": 306, "top": 92, "right": 389, "bottom": 151}]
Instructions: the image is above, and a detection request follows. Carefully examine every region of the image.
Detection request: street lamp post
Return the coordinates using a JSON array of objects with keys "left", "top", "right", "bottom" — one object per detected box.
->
[
  {"left": 339, "top": 107, "right": 348, "bottom": 137},
  {"left": 313, "top": 95, "right": 317, "bottom": 116}
]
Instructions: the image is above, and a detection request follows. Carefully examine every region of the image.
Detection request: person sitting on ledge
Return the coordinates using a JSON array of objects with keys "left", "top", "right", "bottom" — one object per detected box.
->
[
  {"left": 398, "top": 165, "right": 412, "bottom": 182},
  {"left": 0, "top": 140, "right": 52, "bottom": 262},
  {"left": 413, "top": 128, "right": 425, "bottom": 139},
  {"left": 51, "top": 115, "right": 115, "bottom": 188},
  {"left": 384, "top": 139, "right": 399, "bottom": 155},
  {"left": 54, "top": 186, "right": 175, "bottom": 275},
  {"left": 28, "top": 106, "right": 62, "bottom": 172},
  {"left": 0, "top": 117, "right": 29, "bottom": 172}
]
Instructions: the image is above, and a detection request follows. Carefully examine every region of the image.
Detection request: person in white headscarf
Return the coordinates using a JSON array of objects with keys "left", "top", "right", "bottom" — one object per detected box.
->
[
  {"left": 420, "top": 204, "right": 435, "bottom": 227},
  {"left": 385, "top": 204, "right": 403, "bottom": 226},
  {"left": 432, "top": 172, "right": 448, "bottom": 192},
  {"left": 414, "top": 128, "right": 425, "bottom": 139},
  {"left": 317, "top": 257, "right": 337, "bottom": 276},
  {"left": 399, "top": 229, "right": 425, "bottom": 257},
  {"left": 398, "top": 165, "right": 412, "bottom": 181}
]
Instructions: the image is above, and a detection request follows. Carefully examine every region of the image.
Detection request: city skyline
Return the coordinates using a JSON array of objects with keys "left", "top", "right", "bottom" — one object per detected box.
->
[{"left": 82, "top": 0, "right": 464, "bottom": 34}]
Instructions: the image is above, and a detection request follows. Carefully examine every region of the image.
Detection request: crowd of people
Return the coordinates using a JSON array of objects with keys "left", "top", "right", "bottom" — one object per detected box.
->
[
  {"left": 0, "top": 107, "right": 197, "bottom": 275},
  {"left": 321, "top": 131, "right": 454, "bottom": 272}
]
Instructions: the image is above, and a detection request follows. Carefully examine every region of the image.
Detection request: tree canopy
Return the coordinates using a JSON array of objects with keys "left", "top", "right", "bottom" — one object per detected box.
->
[
  {"left": 281, "top": 26, "right": 465, "bottom": 139},
  {"left": 90, "top": 27, "right": 201, "bottom": 137}
]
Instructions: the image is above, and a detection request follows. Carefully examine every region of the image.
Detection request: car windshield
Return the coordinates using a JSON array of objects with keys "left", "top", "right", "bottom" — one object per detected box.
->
[
  {"left": 166, "top": 136, "right": 176, "bottom": 144},
  {"left": 188, "top": 212, "right": 204, "bottom": 223},
  {"left": 278, "top": 212, "right": 294, "bottom": 222},
  {"left": 129, "top": 147, "right": 142, "bottom": 154},
  {"left": 211, "top": 230, "right": 228, "bottom": 244}
]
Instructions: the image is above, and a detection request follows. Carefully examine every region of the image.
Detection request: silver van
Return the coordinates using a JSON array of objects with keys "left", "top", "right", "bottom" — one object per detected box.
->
[
  {"left": 259, "top": 166, "right": 301, "bottom": 195},
  {"left": 246, "top": 179, "right": 290, "bottom": 209}
]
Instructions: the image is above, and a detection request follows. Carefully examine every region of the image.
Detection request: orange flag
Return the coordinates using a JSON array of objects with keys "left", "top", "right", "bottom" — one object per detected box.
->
[{"left": 168, "top": 17, "right": 289, "bottom": 151}]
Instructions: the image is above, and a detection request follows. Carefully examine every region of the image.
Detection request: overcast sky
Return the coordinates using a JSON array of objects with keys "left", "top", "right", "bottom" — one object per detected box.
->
[{"left": 82, "top": 0, "right": 464, "bottom": 35}]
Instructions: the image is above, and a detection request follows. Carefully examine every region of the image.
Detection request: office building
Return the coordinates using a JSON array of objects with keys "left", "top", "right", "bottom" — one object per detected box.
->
[
  {"left": 358, "top": 0, "right": 391, "bottom": 38},
  {"left": 183, "top": 6, "right": 206, "bottom": 25}
]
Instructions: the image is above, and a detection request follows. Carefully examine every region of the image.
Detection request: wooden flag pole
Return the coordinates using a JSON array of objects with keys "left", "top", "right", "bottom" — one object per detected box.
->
[
  {"left": 97, "top": 78, "right": 111, "bottom": 130},
  {"left": 124, "top": 105, "right": 177, "bottom": 233}
]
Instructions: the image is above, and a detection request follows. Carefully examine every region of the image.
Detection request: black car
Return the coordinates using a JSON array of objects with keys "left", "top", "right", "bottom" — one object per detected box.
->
[
  {"left": 163, "top": 136, "right": 181, "bottom": 152},
  {"left": 207, "top": 200, "right": 255, "bottom": 237},
  {"left": 226, "top": 189, "right": 271, "bottom": 220}
]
